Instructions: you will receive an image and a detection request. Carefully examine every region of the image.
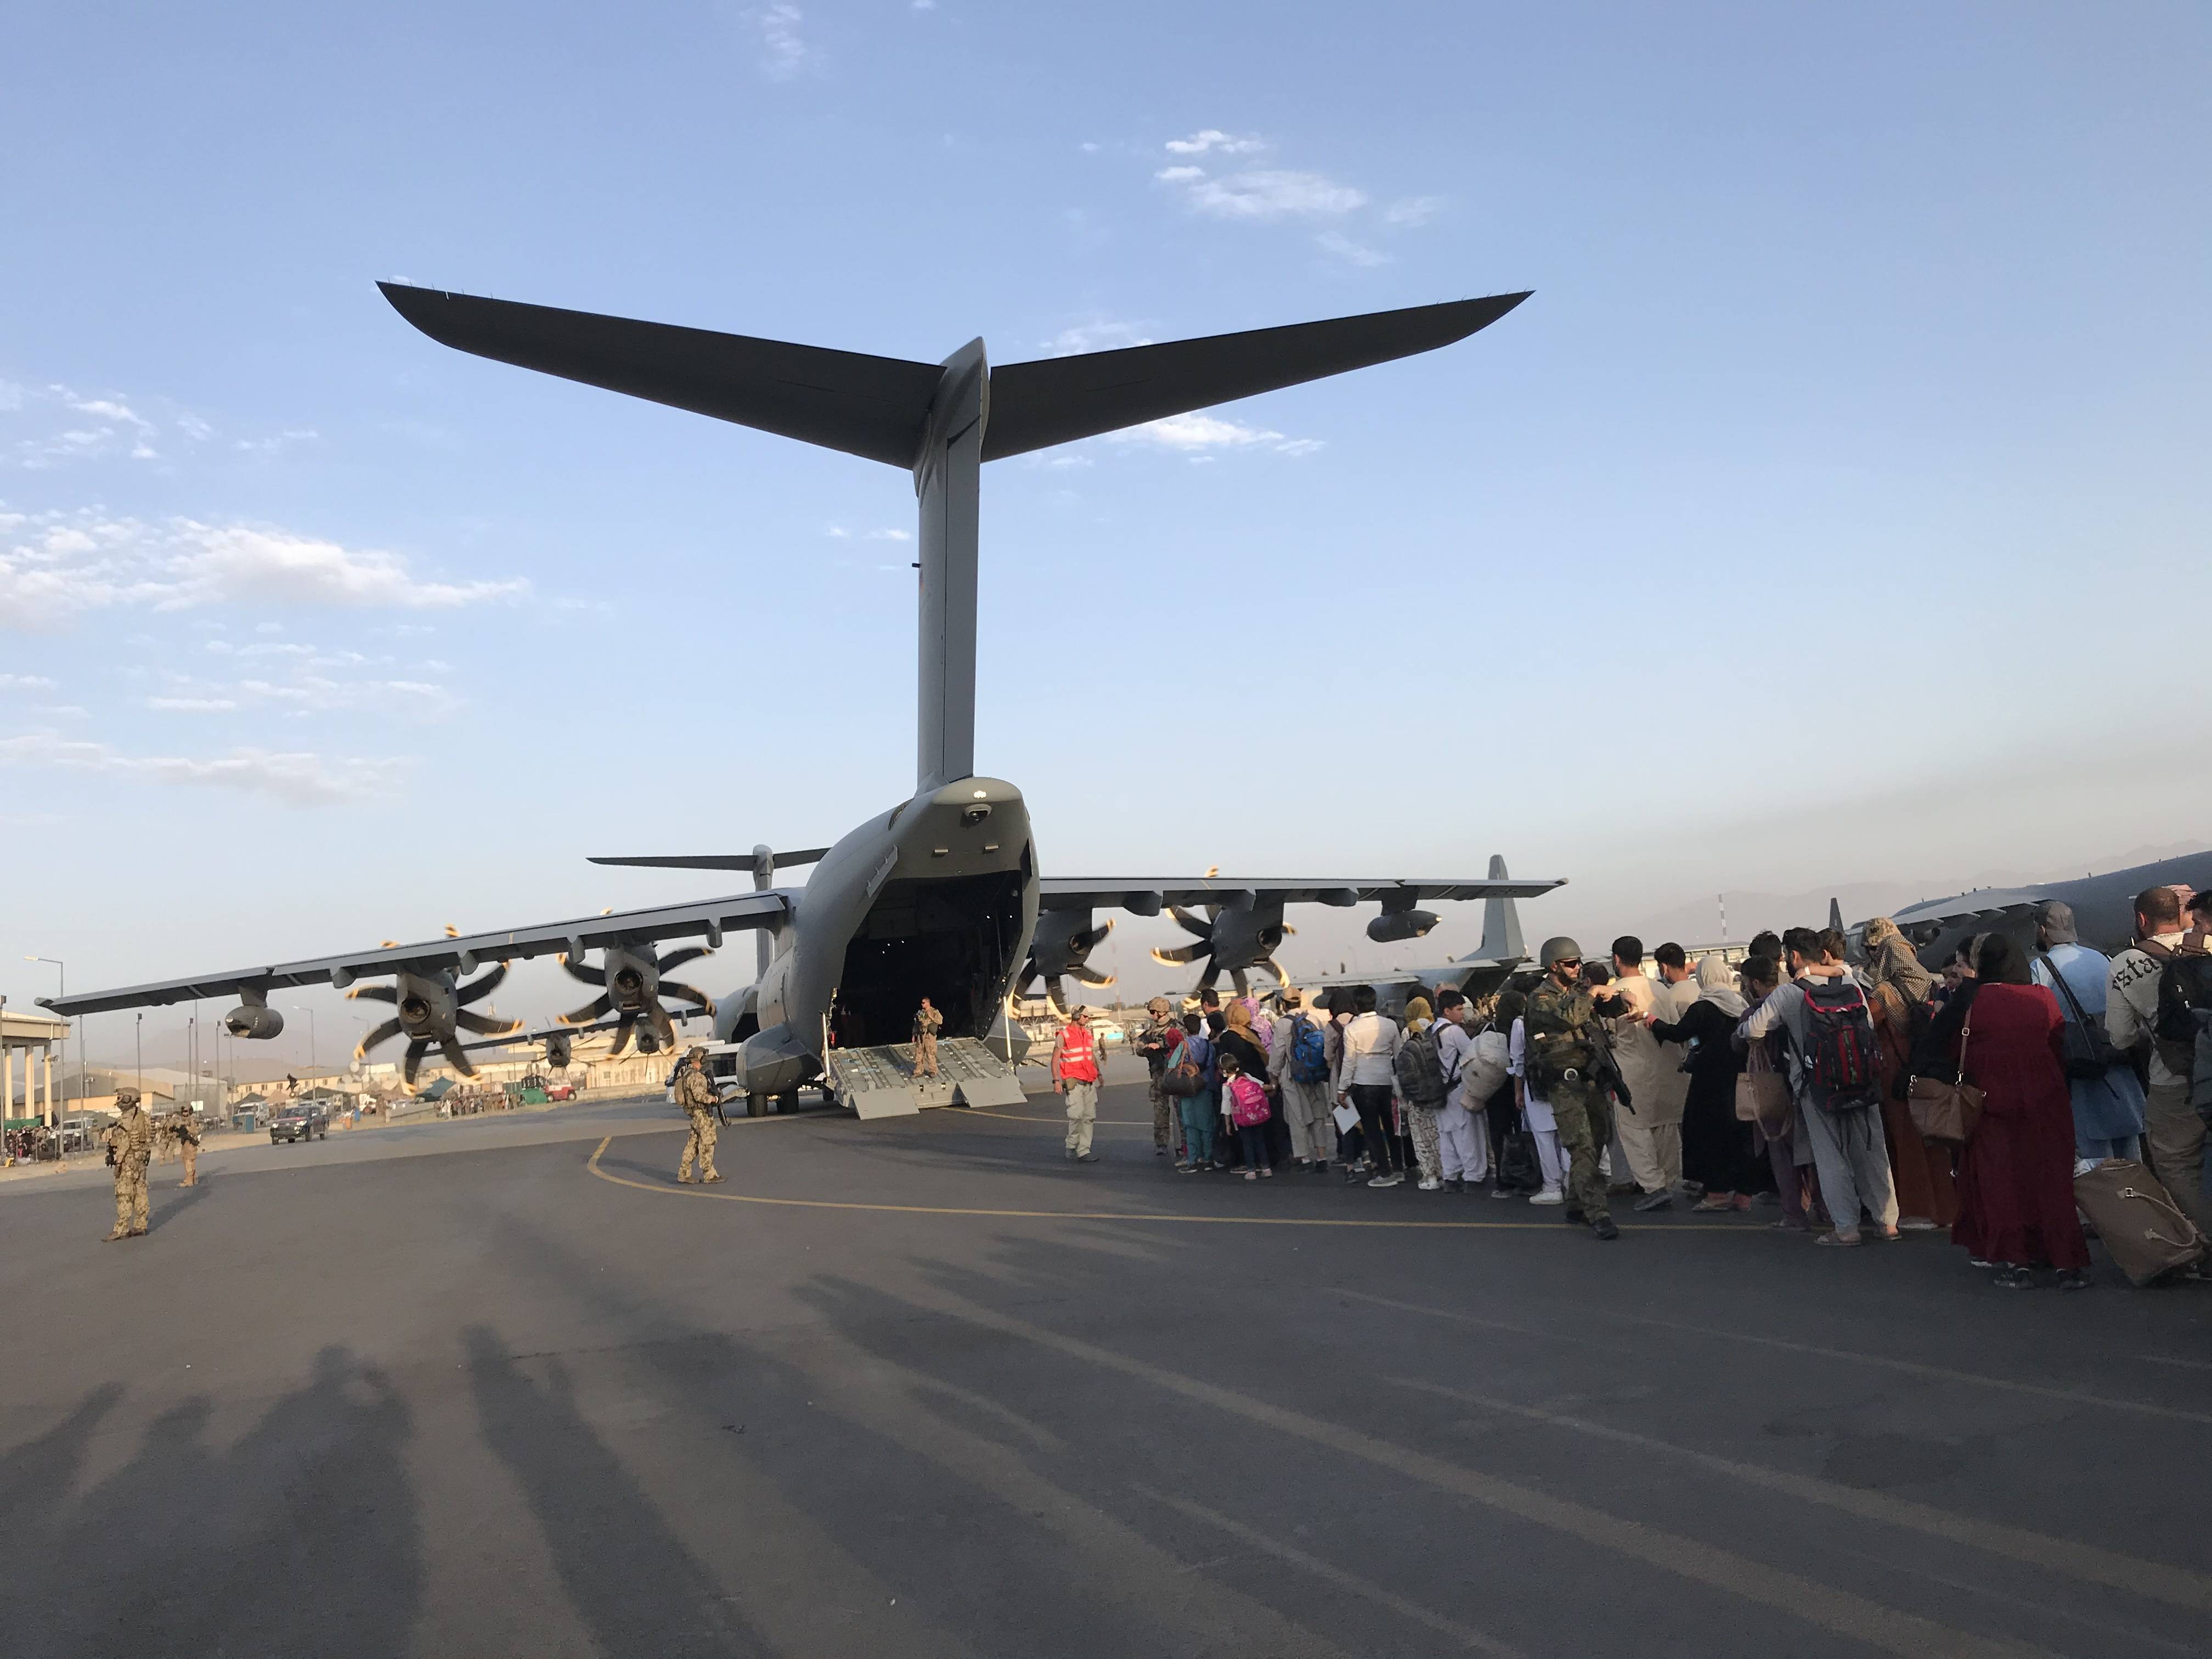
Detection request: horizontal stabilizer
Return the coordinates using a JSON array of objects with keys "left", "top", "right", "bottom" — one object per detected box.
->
[
  {"left": 379, "top": 284, "right": 944, "bottom": 467},
  {"left": 381, "top": 284, "right": 1531, "bottom": 471},
  {"left": 981, "top": 293, "right": 1530, "bottom": 460},
  {"left": 590, "top": 849, "right": 830, "bottom": 873}
]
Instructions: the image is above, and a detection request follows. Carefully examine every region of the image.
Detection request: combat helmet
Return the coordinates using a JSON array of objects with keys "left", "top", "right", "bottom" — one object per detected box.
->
[
  {"left": 1538, "top": 936, "right": 1583, "bottom": 970},
  {"left": 115, "top": 1085, "right": 141, "bottom": 1106}
]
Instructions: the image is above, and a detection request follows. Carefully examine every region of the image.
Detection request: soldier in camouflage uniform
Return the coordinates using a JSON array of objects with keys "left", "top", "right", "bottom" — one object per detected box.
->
[
  {"left": 1521, "top": 938, "right": 1621, "bottom": 1240},
  {"left": 104, "top": 1086, "right": 155, "bottom": 1240},
  {"left": 1136, "top": 997, "right": 1182, "bottom": 1158},
  {"left": 674, "top": 1046, "right": 724, "bottom": 1184},
  {"left": 911, "top": 997, "right": 944, "bottom": 1079},
  {"left": 165, "top": 1109, "right": 202, "bottom": 1187}
]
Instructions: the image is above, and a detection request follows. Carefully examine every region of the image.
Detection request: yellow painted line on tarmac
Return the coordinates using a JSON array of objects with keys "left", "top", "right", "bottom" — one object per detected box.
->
[{"left": 584, "top": 1136, "right": 1759, "bottom": 1231}]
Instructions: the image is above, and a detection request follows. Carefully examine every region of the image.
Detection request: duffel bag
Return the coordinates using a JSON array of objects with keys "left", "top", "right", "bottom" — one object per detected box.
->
[{"left": 2074, "top": 1160, "right": 2206, "bottom": 1286}]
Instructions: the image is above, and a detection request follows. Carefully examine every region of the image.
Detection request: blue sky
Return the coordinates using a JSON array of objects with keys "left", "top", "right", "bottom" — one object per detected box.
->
[{"left": 4, "top": 1, "right": 2207, "bottom": 1056}]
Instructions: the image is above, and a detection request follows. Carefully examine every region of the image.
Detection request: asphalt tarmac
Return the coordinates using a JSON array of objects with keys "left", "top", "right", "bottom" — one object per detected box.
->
[{"left": 5, "top": 1082, "right": 2210, "bottom": 1658}]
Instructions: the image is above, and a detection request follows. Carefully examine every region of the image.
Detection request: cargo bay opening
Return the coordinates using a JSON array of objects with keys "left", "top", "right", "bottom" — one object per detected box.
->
[{"left": 830, "top": 871, "right": 1025, "bottom": 1050}]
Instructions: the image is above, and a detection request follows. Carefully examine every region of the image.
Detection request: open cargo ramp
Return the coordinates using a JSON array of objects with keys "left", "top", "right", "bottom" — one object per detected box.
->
[{"left": 827, "top": 1036, "right": 1026, "bottom": 1119}]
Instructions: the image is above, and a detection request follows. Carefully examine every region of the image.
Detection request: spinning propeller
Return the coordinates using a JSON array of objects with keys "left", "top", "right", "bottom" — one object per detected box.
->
[
  {"left": 349, "top": 926, "right": 521, "bottom": 1088},
  {"left": 1149, "top": 879, "right": 1294, "bottom": 996},
  {"left": 561, "top": 941, "right": 715, "bottom": 1056}
]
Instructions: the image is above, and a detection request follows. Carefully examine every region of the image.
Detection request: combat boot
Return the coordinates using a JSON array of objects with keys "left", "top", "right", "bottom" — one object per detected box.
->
[
  {"left": 128, "top": 1227, "right": 147, "bottom": 1238},
  {"left": 677, "top": 1173, "right": 695, "bottom": 1184},
  {"left": 703, "top": 1173, "right": 724, "bottom": 1184},
  {"left": 103, "top": 1227, "right": 130, "bottom": 1242}
]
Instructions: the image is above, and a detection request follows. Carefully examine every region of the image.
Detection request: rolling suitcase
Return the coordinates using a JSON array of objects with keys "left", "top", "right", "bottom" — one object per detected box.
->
[{"left": 2074, "top": 1160, "right": 2206, "bottom": 1285}]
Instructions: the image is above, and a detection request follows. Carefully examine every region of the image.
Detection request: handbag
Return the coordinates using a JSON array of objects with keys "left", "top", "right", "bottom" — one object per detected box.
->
[
  {"left": 1735, "top": 1043, "right": 1792, "bottom": 1130},
  {"left": 1497, "top": 1118, "right": 1543, "bottom": 1193},
  {"left": 1906, "top": 1009, "right": 1984, "bottom": 1142},
  {"left": 2037, "top": 952, "right": 2126, "bottom": 1081}
]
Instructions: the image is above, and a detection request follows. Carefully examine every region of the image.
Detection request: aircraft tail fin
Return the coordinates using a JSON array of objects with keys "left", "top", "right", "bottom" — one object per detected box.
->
[
  {"left": 1828, "top": 896, "right": 1844, "bottom": 934},
  {"left": 1466, "top": 854, "right": 1526, "bottom": 964},
  {"left": 981, "top": 293, "right": 1530, "bottom": 460}
]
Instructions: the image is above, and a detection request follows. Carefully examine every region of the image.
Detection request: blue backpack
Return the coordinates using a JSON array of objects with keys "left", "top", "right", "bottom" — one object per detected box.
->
[{"left": 1288, "top": 1015, "right": 1330, "bottom": 1084}]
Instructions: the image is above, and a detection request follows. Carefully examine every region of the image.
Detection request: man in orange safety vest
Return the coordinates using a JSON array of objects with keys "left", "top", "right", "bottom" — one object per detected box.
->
[{"left": 1053, "top": 1006, "right": 1106, "bottom": 1162}]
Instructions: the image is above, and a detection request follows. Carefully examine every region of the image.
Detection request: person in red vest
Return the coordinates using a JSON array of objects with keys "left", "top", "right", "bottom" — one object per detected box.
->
[{"left": 1053, "top": 1006, "right": 1105, "bottom": 1162}]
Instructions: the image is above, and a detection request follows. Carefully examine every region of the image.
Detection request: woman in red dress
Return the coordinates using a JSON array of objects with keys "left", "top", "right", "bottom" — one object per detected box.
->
[{"left": 1954, "top": 935, "right": 2090, "bottom": 1288}]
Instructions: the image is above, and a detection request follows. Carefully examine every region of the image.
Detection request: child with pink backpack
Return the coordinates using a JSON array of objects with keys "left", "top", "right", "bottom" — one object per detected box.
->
[{"left": 1220, "top": 1052, "right": 1274, "bottom": 1181}]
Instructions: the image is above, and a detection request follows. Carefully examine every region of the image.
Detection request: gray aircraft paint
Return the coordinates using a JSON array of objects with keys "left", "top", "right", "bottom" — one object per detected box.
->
[
  {"left": 47, "top": 285, "right": 1551, "bottom": 1099},
  {"left": 1853, "top": 850, "right": 2212, "bottom": 967}
]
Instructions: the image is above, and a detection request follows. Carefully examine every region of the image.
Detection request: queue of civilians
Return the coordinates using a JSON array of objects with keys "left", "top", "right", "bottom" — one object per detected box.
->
[{"left": 1090, "top": 884, "right": 2212, "bottom": 1288}]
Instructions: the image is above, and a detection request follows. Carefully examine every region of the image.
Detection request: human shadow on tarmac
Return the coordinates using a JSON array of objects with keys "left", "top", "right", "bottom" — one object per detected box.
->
[
  {"left": 463, "top": 1325, "right": 775, "bottom": 1658},
  {"left": 483, "top": 1216, "right": 1335, "bottom": 1655},
  {"left": 0, "top": 1347, "right": 421, "bottom": 1659},
  {"left": 144, "top": 1179, "right": 213, "bottom": 1235}
]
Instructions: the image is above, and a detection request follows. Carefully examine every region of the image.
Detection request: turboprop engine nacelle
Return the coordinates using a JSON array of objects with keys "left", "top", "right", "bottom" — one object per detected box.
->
[
  {"left": 224, "top": 1005, "right": 285, "bottom": 1040},
  {"left": 1367, "top": 909, "right": 1440, "bottom": 944}
]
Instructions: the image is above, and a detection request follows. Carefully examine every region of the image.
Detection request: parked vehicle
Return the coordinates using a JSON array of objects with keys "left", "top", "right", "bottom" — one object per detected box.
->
[{"left": 269, "top": 1101, "right": 329, "bottom": 1144}]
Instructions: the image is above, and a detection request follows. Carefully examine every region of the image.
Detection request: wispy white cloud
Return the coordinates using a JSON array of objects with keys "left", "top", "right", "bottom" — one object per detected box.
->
[
  {"left": 0, "top": 732, "right": 410, "bottom": 806},
  {"left": 1383, "top": 195, "right": 1445, "bottom": 228},
  {"left": 1153, "top": 165, "right": 1205, "bottom": 185},
  {"left": 1044, "top": 319, "right": 1157, "bottom": 358},
  {"left": 1161, "top": 168, "right": 1368, "bottom": 221},
  {"left": 1316, "top": 230, "right": 1390, "bottom": 267},
  {"left": 754, "top": 4, "right": 816, "bottom": 78},
  {"left": 147, "top": 696, "right": 239, "bottom": 713},
  {"left": 0, "top": 510, "right": 528, "bottom": 628},
  {"left": 0, "top": 672, "right": 58, "bottom": 691},
  {"left": 234, "top": 428, "right": 319, "bottom": 457},
  {"left": 1164, "top": 129, "right": 1266, "bottom": 156},
  {"left": 1106, "top": 413, "right": 1324, "bottom": 458},
  {"left": 911, "top": 0, "right": 936, "bottom": 9},
  {"left": 826, "top": 524, "right": 910, "bottom": 542}
]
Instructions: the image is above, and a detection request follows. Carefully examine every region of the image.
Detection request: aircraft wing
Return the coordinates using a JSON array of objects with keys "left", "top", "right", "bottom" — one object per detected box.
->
[
  {"left": 1039, "top": 877, "right": 1564, "bottom": 913},
  {"left": 41, "top": 890, "right": 795, "bottom": 1017}
]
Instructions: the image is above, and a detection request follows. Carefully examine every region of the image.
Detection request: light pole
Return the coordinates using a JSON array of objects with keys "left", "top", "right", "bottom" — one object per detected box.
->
[
  {"left": 135, "top": 1012, "right": 143, "bottom": 1094},
  {"left": 291, "top": 1005, "right": 317, "bottom": 1070},
  {"left": 25, "top": 956, "right": 64, "bottom": 1126}
]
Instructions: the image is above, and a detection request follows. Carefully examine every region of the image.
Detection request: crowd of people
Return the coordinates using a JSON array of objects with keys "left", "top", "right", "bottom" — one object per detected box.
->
[{"left": 1092, "top": 885, "right": 2212, "bottom": 1288}]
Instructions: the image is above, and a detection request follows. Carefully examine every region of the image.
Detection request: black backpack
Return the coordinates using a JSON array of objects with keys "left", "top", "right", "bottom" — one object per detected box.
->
[{"left": 1392, "top": 1027, "right": 1449, "bottom": 1109}]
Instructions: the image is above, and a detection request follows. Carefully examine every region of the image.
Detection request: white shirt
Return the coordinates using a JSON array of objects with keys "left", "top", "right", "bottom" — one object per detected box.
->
[
  {"left": 1506, "top": 1017, "right": 1556, "bottom": 1130},
  {"left": 1339, "top": 1011, "right": 1402, "bottom": 1088},
  {"left": 1436, "top": 1019, "right": 1476, "bottom": 1113}
]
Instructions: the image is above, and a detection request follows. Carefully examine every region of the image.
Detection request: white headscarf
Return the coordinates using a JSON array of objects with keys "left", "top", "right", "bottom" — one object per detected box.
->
[{"left": 1695, "top": 955, "right": 1748, "bottom": 1018}]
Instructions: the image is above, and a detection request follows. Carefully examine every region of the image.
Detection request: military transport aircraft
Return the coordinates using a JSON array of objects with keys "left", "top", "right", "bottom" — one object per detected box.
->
[
  {"left": 1296, "top": 855, "right": 1537, "bottom": 1017},
  {"left": 1849, "top": 851, "right": 2212, "bottom": 968},
  {"left": 47, "top": 283, "right": 1562, "bottom": 1115}
]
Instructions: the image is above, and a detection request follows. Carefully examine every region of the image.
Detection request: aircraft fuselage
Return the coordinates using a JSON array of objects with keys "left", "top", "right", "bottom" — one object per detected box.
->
[{"left": 731, "top": 776, "right": 1037, "bottom": 1094}]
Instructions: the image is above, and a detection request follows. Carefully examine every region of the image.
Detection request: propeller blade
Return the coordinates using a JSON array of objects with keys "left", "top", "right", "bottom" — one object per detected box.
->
[
  {"left": 347, "top": 985, "right": 398, "bottom": 1005},
  {"left": 444, "top": 923, "right": 461, "bottom": 939},
  {"left": 659, "top": 980, "right": 714, "bottom": 1013},
  {"left": 1259, "top": 957, "right": 1291, "bottom": 986},
  {"left": 561, "top": 994, "right": 614, "bottom": 1025},
  {"left": 563, "top": 959, "right": 607, "bottom": 987},
  {"left": 607, "top": 1014, "right": 636, "bottom": 1057},
  {"left": 455, "top": 1009, "right": 520, "bottom": 1037},
  {"left": 1230, "top": 968, "right": 1250, "bottom": 997},
  {"left": 648, "top": 1002, "right": 677, "bottom": 1051},
  {"left": 403, "top": 1038, "right": 429, "bottom": 1088},
  {"left": 1046, "top": 978, "right": 1070, "bottom": 1017},
  {"left": 1150, "top": 944, "right": 1209, "bottom": 967},
  {"left": 441, "top": 1038, "right": 478, "bottom": 1077},
  {"left": 455, "top": 962, "right": 509, "bottom": 1006},
  {"left": 1074, "top": 968, "right": 1116, "bottom": 988},
  {"left": 1166, "top": 906, "right": 1214, "bottom": 939},
  {"left": 657, "top": 946, "right": 711, "bottom": 973},
  {"left": 356, "top": 1017, "right": 404, "bottom": 1057},
  {"left": 1196, "top": 964, "right": 1222, "bottom": 992}
]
